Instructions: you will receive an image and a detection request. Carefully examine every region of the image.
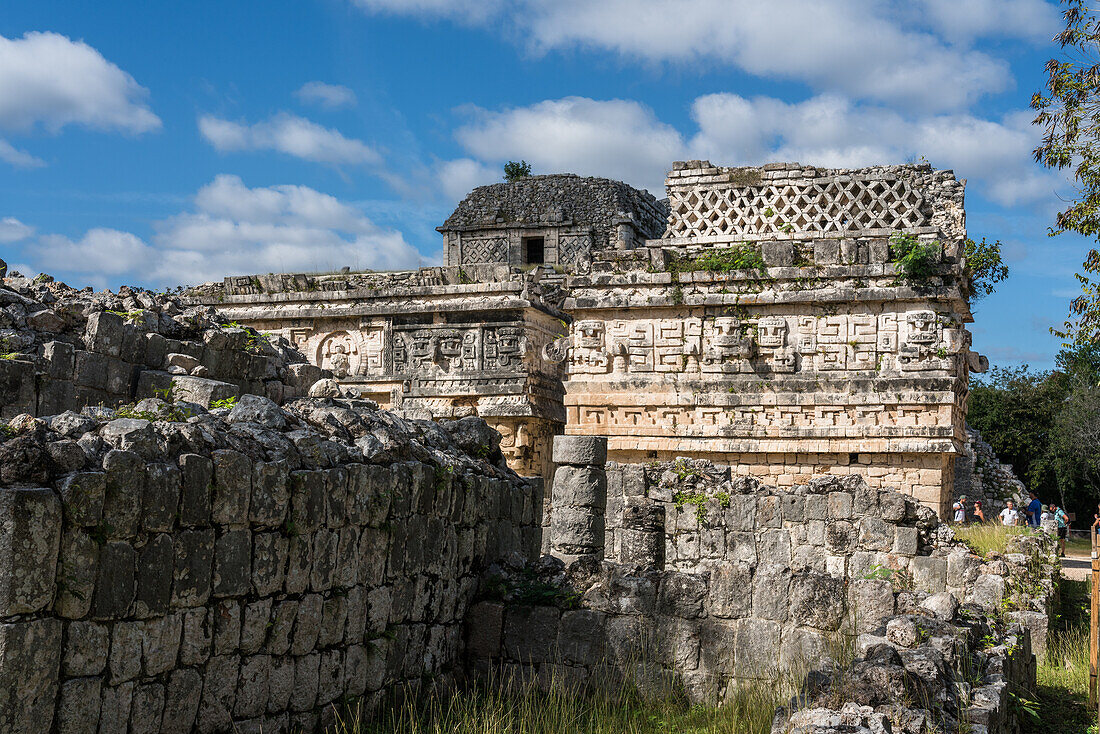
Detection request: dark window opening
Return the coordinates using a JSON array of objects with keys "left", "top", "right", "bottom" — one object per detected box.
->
[{"left": 524, "top": 236, "right": 545, "bottom": 264}]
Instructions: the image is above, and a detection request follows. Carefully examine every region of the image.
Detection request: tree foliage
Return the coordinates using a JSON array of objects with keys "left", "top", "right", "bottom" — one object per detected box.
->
[
  {"left": 503, "top": 160, "right": 532, "bottom": 182},
  {"left": 1032, "top": 0, "right": 1100, "bottom": 344},
  {"left": 968, "top": 345, "right": 1100, "bottom": 520},
  {"left": 963, "top": 237, "right": 1010, "bottom": 300}
]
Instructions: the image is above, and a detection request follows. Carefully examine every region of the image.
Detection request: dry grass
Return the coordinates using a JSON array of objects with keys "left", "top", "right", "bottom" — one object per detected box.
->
[
  {"left": 953, "top": 523, "right": 1036, "bottom": 557},
  {"left": 323, "top": 668, "right": 796, "bottom": 734}
]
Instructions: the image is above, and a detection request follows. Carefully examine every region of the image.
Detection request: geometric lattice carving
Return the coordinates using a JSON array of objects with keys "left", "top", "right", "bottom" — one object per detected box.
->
[
  {"left": 461, "top": 235, "right": 509, "bottom": 264},
  {"left": 667, "top": 178, "right": 925, "bottom": 238},
  {"left": 558, "top": 232, "right": 592, "bottom": 268}
]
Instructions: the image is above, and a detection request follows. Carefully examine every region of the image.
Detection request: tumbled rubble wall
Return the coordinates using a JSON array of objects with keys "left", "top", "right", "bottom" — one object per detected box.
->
[
  {"left": 953, "top": 425, "right": 1027, "bottom": 516},
  {"left": 0, "top": 277, "right": 323, "bottom": 419},
  {"left": 470, "top": 437, "right": 1053, "bottom": 733},
  {"left": 0, "top": 400, "right": 541, "bottom": 733}
]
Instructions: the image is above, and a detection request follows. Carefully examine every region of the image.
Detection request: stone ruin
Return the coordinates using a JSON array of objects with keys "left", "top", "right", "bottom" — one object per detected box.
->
[
  {"left": 0, "top": 160, "right": 1055, "bottom": 734},
  {"left": 187, "top": 161, "right": 987, "bottom": 520}
]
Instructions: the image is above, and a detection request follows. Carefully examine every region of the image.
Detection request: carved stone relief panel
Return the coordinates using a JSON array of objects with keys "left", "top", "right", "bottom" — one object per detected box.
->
[
  {"left": 572, "top": 320, "right": 610, "bottom": 373},
  {"left": 484, "top": 326, "right": 526, "bottom": 370},
  {"left": 316, "top": 331, "right": 359, "bottom": 378},
  {"left": 609, "top": 320, "right": 654, "bottom": 373},
  {"left": 702, "top": 317, "right": 754, "bottom": 372},
  {"left": 655, "top": 318, "right": 703, "bottom": 372},
  {"left": 392, "top": 326, "right": 479, "bottom": 374},
  {"left": 757, "top": 316, "right": 787, "bottom": 348}
]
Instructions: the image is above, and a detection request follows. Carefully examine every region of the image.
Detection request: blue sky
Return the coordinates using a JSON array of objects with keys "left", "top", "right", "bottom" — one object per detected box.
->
[{"left": 0, "top": 0, "right": 1091, "bottom": 370}]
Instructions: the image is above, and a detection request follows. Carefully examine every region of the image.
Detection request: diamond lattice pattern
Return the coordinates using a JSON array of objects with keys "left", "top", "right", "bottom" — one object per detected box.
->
[
  {"left": 667, "top": 179, "right": 925, "bottom": 238},
  {"left": 461, "top": 236, "right": 510, "bottom": 264}
]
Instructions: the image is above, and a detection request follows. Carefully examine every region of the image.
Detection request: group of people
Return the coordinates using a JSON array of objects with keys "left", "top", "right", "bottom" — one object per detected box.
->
[{"left": 952, "top": 491, "right": 1070, "bottom": 556}]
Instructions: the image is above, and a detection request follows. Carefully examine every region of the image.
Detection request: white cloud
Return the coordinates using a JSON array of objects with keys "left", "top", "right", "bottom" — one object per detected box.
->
[
  {"left": 437, "top": 158, "right": 500, "bottom": 200},
  {"left": 445, "top": 94, "right": 1063, "bottom": 208},
  {"left": 199, "top": 113, "right": 381, "bottom": 166},
  {"left": 36, "top": 228, "right": 155, "bottom": 276},
  {"left": 0, "top": 140, "right": 44, "bottom": 168},
  {"left": 151, "top": 175, "right": 422, "bottom": 284},
  {"left": 0, "top": 31, "right": 160, "bottom": 134},
  {"left": 294, "top": 82, "right": 357, "bottom": 109},
  {"left": 351, "top": 0, "right": 1024, "bottom": 110},
  {"left": 919, "top": 0, "right": 1060, "bottom": 44},
  {"left": 0, "top": 217, "right": 34, "bottom": 243},
  {"left": 453, "top": 97, "right": 685, "bottom": 194},
  {"left": 20, "top": 176, "right": 422, "bottom": 287}
]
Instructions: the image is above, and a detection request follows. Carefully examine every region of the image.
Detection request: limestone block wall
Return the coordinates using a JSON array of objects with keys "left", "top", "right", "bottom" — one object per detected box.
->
[
  {"left": 470, "top": 437, "right": 1055, "bottom": 733},
  {"left": 0, "top": 398, "right": 541, "bottom": 733}
]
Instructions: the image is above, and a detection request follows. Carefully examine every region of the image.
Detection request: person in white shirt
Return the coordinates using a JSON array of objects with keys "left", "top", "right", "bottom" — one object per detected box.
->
[
  {"left": 953, "top": 496, "right": 967, "bottom": 524},
  {"left": 999, "top": 500, "right": 1020, "bottom": 526}
]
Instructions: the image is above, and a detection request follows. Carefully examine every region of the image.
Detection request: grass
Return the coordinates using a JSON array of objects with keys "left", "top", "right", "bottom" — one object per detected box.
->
[
  {"left": 953, "top": 523, "right": 1036, "bottom": 557},
  {"left": 1023, "top": 578, "right": 1094, "bottom": 734},
  {"left": 327, "top": 669, "right": 794, "bottom": 734}
]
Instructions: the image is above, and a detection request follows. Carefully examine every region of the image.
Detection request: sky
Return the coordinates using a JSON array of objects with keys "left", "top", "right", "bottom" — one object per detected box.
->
[{"left": 0, "top": 0, "right": 1091, "bottom": 370}]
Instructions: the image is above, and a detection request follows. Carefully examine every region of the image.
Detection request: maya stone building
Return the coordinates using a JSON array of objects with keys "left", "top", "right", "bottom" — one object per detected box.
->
[{"left": 191, "top": 160, "right": 986, "bottom": 517}]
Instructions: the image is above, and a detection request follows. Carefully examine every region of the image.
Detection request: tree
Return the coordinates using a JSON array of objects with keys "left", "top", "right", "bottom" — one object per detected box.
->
[
  {"left": 963, "top": 237, "right": 1009, "bottom": 300},
  {"left": 504, "top": 160, "right": 532, "bottom": 182},
  {"left": 1032, "top": 0, "right": 1100, "bottom": 345}
]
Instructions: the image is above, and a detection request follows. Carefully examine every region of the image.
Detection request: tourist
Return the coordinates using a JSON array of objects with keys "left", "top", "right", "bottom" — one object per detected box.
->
[
  {"left": 973, "top": 500, "right": 986, "bottom": 524},
  {"left": 1000, "top": 500, "right": 1020, "bottom": 526},
  {"left": 1051, "top": 503, "right": 1070, "bottom": 557},
  {"left": 953, "top": 496, "right": 967, "bottom": 524},
  {"left": 1025, "top": 491, "right": 1042, "bottom": 528}
]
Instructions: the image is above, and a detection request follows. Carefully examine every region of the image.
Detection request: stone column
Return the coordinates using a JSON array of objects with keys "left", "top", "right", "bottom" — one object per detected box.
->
[
  {"left": 549, "top": 436, "right": 607, "bottom": 563},
  {"left": 620, "top": 497, "right": 665, "bottom": 570}
]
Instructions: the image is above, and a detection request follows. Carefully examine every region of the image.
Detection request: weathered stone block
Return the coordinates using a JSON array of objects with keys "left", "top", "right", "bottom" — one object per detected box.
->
[
  {"left": 849, "top": 578, "right": 895, "bottom": 634},
  {"left": 290, "top": 470, "right": 325, "bottom": 532},
  {"left": 266, "top": 600, "right": 297, "bottom": 656},
  {"left": 289, "top": 652, "right": 320, "bottom": 712},
  {"left": 142, "top": 463, "right": 181, "bottom": 532},
  {"left": 140, "top": 613, "right": 183, "bottom": 677},
  {"left": 129, "top": 683, "right": 166, "bottom": 734},
  {"left": 213, "top": 528, "right": 251, "bottom": 597},
  {"left": 74, "top": 349, "right": 109, "bottom": 389},
  {"left": 319, "top": 596, "right": 348, "bottom": 648},
  {"left": 503, "top": 605, "right": 560, "bottom": 662},
  {"left": 790, "top": 571, "right": 846, "bottom": 630},
  {"left": 0, "top": 486, "right": 62, "bottom": 615},
  {"left": 827, "top": 492, "right": 853, "bottom": 519},
  {"left": 292, "top": 594, "right": 323, "bottom": 656},
  {"left": 910, "top": 556, "right": 948, "bottom": 594},
  {"left": 708, "top": 563, "right": 752, "bottom": 618},
  {"left": 178, "top": 453, "right": 213, "bottom": 527},
  {"left": 99, "top": 681, "right": 135, "bottom": 734},
  {"left": 317, "top": 648, "right": 344, "bottom": 705},
  {"left": 893, "top": 526, "right": 919, "bottom": 556},
  {"left": 171, "top": 375, "right": 239, "bottom": 408},
  {"left": 172, "top": 529, "right": 214, "bottom": 608},
  {"left": 751, "top": 564, "right": 790, "bottom": 621},
  {"left": 285, "top": 533, "right": 313, "bottom": 595},
  {"left": 251, "top": 532, "right": 288, "bottom": 596},
  {"left": 250, "top": 460, "right": 289, "bottom": 527},
  {"left": 55, "top": 526, "right": 98, "bottom": 618},
  {"left": 103, "top": 449, "right": 144, "bottom": 538},
  {"left": 310, "top": 528, "right": 339, "bottom": 591},
  {"left": 824, "top": 520, "right": 857, "bottom": 554},
  {"left": 134, "top": 533, "right": 174, "bottom": 617},
  {"left": 552, "top": 435, "right": 607, "bottom": 466},
  {"left": 109, "top": 620, "right": 143, "bottom": 684},
  {"left": 85, "top": 311, "right": 125, "bottom": 356},
  {"left": 465, "top": 600, "right": 504, "bottom": 659},
  {"left": 211, "top": 449, "right": 251, "bottom": 526},
  {"left": 63, "top": 620, "right": 109, "bottom": 676},
  {"left": 58, "top": 471, "right": 105, "bottom": 527},
  {"left": 162, "top": 668, "right": 202, "bottom": 734},
  {"left": 213, "top": 599, "right": 241, "bottom": 655},
  {"left": 267, "top": 656, "right": 295, "bottom": 712},
  {"left": 734, "top": 618, "right": 780, "bottom": 679},
  {"left": 758, "top": 528, "right": 791, "bottom": 569},
  {"left": 197, "top": 654, "right": 239, "bottom": 733},
  {"left": 240, "top": 598, "right": 272, "bottom": 655},
  {"left": 552, "top": 466, "right": 608, "bottom": 507},
  {"left": 858, "top": 516, "right": 895, "bottom": 552},
  {"left": 0, "top": 618, "right": 62, "bottom": 734},
  {"left": 56, "top": 676, "right": 102, "bottom": 734},
  {"left": 234, "top": 655, "right": 271, "bottom": 719},
  {"left": 657, "top": 572, "right": 708, "bottom": 618},
  {"left": 558, "top": 609, "right": 606, "bottom": 665},
  {"left": 92, "top": 541, "right": 137, "bottom": 619},
  {"left": 967, "top": 574, "right": 1006, "bottom": 611},
  {"left": 179, "top": 607, "right": 212, "bottom": 665}
]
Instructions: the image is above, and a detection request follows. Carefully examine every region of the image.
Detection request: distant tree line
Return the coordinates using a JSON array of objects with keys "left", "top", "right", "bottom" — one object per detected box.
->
[{"left": 968, "top": 345, "right": 1100, "bottom": 523}]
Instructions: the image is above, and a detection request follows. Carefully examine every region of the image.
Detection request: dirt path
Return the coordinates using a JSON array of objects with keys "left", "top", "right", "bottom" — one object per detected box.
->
[{"left": 1062, "top": 553, "right": 1091, "bottom": 581}]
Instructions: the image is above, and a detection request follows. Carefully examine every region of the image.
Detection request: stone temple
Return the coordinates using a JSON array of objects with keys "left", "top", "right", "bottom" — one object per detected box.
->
[
  {"left": 0, "top": 160, "right": 1051, "bottom": 734},
  {"left": 191, "top": 161, "right": 985, "bottom": 518}
]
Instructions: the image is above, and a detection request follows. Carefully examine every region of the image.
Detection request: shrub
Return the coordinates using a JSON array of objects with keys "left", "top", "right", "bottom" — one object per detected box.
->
[
  {"left": 889, "top": 232, "right": 942, "bottom": 281},
  {"left": 504, "top": 160, "right": 532, "bottom": 182}
]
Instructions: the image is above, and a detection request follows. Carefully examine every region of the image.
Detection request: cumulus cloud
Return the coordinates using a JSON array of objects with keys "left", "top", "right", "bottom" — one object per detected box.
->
[
  {"left": 150, "top": 175, "right": 422, "bottom": 284},
  {"left": 21, "top": 176, "right": 422, "bottom": 287},
  {"left": 351, "top": 0, "right": 1028, "bottom": 110},
  {"left": 436, "top": 158, "right": 500, "bottom": 200},
  {"left": 443, "top": 94, "right": 1063, "bottom": 208},
  {"left": 199, "top": 113, "right": 381, "bottom": 166},
  {"left": 0, "top": 139, "right": 44, "bottom": 168},
  {"left": 453, "top": 97, "right": 685, "bottom": 194},
  {"left": 919, "top": 0, "right": 1060, "bottom": 44},
  {"left": 0, "top": 216, "right": 34, "bottom": 243},
  {"left": 0, "top": 31, "right": 160, "bottom": 134},
  {"left": 295, "top": 82, "right": 357, "bottom": 109}
]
